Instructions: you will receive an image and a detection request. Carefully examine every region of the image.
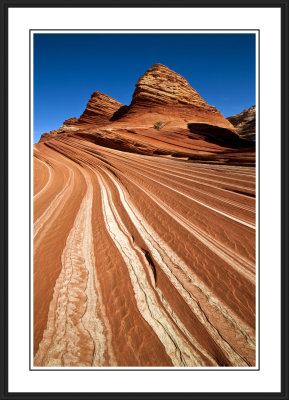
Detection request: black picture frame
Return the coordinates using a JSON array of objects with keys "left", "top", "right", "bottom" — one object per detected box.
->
[{"left": 0, "top": 0, "right": 288, "bottom": 399}]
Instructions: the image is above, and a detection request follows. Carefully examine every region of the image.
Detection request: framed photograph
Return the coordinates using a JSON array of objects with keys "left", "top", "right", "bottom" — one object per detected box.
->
[{"left": 1, "top": 0, "right": 288, "bottom": 399}]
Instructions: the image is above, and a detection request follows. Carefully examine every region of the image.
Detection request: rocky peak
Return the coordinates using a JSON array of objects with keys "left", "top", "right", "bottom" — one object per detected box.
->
[
  {"left": 78, "top": 91, "right": 123, "bottom": 124},
  {"left": 118, "top": 63, "right": 236, "bottom": 132},
  {"left": 131, "top": 63, "right": 216, "bottom": 111},
  {"left": 39, "top": 64, "right": 239, "bottom": 144}
]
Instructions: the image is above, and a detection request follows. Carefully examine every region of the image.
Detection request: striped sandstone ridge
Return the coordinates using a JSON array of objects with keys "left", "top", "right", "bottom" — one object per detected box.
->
[
  {"left": 39, "top": 92, "right": 123, "bottom": 142},
  {"left": 227, "top": 106, "right": 256, "bottom": 141},
  {"left": 133, "top": 64, "right": 217, "bottom": 108},
  {"left": 34, "top": 135, "right": 256, "bottom": 367},
  {"left": 62, "top": 117, "right": 79, "bottom": 126},
  {"left": 77, "top": 91, "right": 124, "bottom": 125}
]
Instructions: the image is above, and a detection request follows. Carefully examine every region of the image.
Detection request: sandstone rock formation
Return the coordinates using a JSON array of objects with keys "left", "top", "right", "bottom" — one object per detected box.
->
[
  {"left": 34, "top": 64, "right": 256, "bottom": 367},
  {"left": 39, "top": 64, "right": 254, "bottom": 165},
  {"left": 78, "top": 91, "right": 123, "bottom": 125},
  {"left": 119, "top": 64, "right": 237, "bottom": 131},
  {"left": 63, "top": 117, "right": 79, "bottom": 126},
  {"left": 227, "top": 106, "right": 256, "bottom": 141},
  {"left": 39, "top": 92, "right": 123, "bottom": 142},
  {"left": 39, "top": 119, "right": 79, "bottom": 142}
]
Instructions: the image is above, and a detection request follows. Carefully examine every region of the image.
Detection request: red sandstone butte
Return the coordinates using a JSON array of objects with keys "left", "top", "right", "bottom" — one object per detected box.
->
[
  {"left": 118, "top": 63, "right": 237, "bottom": 130},
  {"left": 39, "top": 64, "right": 254, "bottom": 165}
]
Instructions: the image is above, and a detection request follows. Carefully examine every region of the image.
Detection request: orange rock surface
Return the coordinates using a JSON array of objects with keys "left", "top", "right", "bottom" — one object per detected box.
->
[
  {"left": 121, "top": 64, "right": 236, "bottom": 130},
  {"left": 34, "top": 64, "right": 256, "bottom": 367},
  {"left": 78, "top": 91, "right": 124, "bottom": 125}
]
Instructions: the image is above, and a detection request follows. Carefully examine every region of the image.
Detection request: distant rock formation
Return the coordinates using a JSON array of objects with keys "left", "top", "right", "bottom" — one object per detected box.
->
[
  {"left": 227, "top": 106, "right": 256, "bottom": 141},
  {"left": 78, "top": 91, "right": 123, "bottom": 125},
  {"left": 39, "top": 63, "right": 254, "bottom": 164},
  {"left": 119, "top": 63, "right": 237, "bottom": 131}
]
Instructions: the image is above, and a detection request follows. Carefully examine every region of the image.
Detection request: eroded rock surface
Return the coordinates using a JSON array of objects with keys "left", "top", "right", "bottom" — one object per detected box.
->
[
  {"left": 227, "top": 106, "right": 256, "bottom": 141},
  {"left": 120, "top": 64, "right": 237, "bottom": 131},
  {"left": 39, "top": 64, "right": 253, "bottom": 164},
  {"left": 78, "top": 91, "right": 123, "bottom": 125},
  {"left": 34, "top": 65, "right": 256, "bottom": 367}
]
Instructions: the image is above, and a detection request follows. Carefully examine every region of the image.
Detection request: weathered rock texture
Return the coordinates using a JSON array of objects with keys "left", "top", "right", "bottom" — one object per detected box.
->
[
  {"left": 227, "top": 106, "right": 256, "bottom": 141},
  {"left": 78, "top": 91, "right": 123, "bottom": 125},
  {"left": 63, "top": 117, "right": 79, "bottom": 126},
  {"left": 120, "top": 64, "right": 237, "bottom": 131},
  {"left": 34, "top": 138, "right": 256, "bottom": 368},
  {"left": 39, "top": 64, "right": 254, "bottom": 165},
  {"left": 34, "top": 64, "right": 256, "bottom": 368},
  {"left": 133, "top": 63, "right": 216, "bottom": 108}
]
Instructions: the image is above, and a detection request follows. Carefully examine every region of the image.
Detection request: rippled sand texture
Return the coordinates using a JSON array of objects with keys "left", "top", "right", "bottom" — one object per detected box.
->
[{"left": 33, "top": 137, "right": 256, "bottom": 368}]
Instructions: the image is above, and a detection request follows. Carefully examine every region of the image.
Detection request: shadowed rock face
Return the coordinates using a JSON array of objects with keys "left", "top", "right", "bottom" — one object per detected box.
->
[
  {"left": 187, "top": 123, "right": 253, "bottom": 149},
  {"left": 188, "top": 123, "right": 240, "bottom": 144},
  {"left": 227, "top": 106, "right": 256, "bottom": 141}
]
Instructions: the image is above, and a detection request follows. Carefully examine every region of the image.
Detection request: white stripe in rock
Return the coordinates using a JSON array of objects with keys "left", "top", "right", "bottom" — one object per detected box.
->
[
  {"left": 97, "top": 172, "right": 206, "bottom": 367},
  {"left": 34, "top": 170, "right": 115, "bottom": 367},
  {"left": 101, "top": 168, "right": 254, "bottom": 366}
]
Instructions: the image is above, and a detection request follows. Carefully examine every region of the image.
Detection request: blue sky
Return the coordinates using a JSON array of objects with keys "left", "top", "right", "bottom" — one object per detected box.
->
[{"left": 33, "top": 33, "right": 256, "bottom": 143}]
